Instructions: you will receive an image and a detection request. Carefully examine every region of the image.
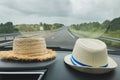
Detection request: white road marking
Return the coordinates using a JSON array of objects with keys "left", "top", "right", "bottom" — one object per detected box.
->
[
  {"left": 51, "top": 37, "right": 55, "bottom": 39},
  {"left": 107, "top": 49, "right": 115, "bottom": 51},
  {"left": 67, "top": 31, "right": 75, "bottom": 39}
]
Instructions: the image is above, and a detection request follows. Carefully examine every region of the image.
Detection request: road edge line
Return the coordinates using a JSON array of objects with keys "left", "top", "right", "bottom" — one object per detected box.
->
[{"left": 67, "top": 30, "right": 75, "bottom": 39}]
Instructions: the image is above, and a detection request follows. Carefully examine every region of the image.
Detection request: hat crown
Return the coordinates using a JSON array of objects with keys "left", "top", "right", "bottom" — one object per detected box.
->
[
  {"left": 72, "top": 38, "right": 108, "bottom": 67},
  {"left": 13, "top": 37, "right": 47, "bottom": 56}
]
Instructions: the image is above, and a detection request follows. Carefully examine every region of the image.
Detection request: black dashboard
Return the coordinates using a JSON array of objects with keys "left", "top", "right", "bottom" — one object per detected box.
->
[
  {"left": 44, "top": 51, "right": 120, "bottom": 80},
  {"left": 0, "top": 50, "right": 120, "bottom": 80}
]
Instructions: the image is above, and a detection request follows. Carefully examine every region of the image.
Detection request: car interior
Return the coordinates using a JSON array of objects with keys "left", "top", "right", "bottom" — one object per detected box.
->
[{"left": 0, "top": 0, "right": 120, "bottom": 80}]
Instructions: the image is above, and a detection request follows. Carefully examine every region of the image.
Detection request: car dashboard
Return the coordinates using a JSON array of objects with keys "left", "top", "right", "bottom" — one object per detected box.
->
[{"left": 0, "top": 47, "right": 120, "bottom": 80}]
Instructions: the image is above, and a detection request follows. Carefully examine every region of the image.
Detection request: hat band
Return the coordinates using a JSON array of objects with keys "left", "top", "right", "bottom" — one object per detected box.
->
[{"left": 71, "top": 56, "right": 108, "bottom": 67}]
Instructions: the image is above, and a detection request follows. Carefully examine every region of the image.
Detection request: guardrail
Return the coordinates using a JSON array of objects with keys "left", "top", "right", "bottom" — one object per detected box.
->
[
  {"left": 68, "top": 28, "right": 120, "bottom": 43},
  {"left": 0, "top": 41, "right": 13, "bottom": 47},
  {"left": 100, "top": 36, "right": 120, "bottom": 43},
  {"left": 0, "top": 31, "right": 45, "bottom": 41},
  {"left": 0, "top": 33, "right": 19, "bottom": 41},
  {"left": 0, "top": 27, "right": 64, "bottom": 46}
]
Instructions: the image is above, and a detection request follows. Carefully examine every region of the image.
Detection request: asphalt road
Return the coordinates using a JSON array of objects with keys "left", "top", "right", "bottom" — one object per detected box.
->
[
  {"left": 45, "top": 27, "right": 120, "bottom": 51},
  {"left": 46, "top": 27, "right": 78, "bottom": 49}
]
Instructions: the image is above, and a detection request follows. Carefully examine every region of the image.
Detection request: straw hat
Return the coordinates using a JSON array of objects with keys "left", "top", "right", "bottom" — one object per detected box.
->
[
  {"left": 0, "top": 37, "right": 57, "bottom": 61},
  {"left": 64, "top": 38, "right": 117, "bottom": 74}
]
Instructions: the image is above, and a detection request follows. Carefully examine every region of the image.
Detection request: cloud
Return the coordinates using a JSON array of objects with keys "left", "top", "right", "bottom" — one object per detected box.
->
[
  {"left": 69, "top": 0, "right": 119, "bottom": 21},
  {"left": 0, "top": 0, "right": 120, "bottom": 25},
  {"left": 0, "top": 0, "right": 71, "bottom": 17}
]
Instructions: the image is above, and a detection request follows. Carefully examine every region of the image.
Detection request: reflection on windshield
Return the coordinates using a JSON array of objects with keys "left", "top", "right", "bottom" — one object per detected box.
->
[
  {"left": 0, "top": 17, "right": 120, "bottom": 51},
  {"left": 0, "top": 22, "right": 63, "bottom": 41},
  {"left": 69, "top": 17, "right": 120, "bottom": 49},
  {"left": 0, "top": 0, "right": 120, "bottom": 51}
]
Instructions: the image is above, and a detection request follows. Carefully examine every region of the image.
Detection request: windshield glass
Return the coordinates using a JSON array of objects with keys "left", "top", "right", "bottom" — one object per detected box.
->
[{"left": 0, "top": 0, "right": 120, "bottom": 51}]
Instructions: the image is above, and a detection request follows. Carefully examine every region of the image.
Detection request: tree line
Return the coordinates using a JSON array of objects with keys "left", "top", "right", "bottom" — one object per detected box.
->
[
  {"left": 0, "top": 22, "right": 64, "bottom": 33},
  {"left": 69, "top": 20, "right": 110, "bottom": 32},
  {"left": 40, "top": 22, "right": 64, "bottom": 30},
  {"left": 0, "top": 22, "right": 18, "bottom": 33},
  {"left": 69, "top": 17, "right": 120, "bottom": 33}
]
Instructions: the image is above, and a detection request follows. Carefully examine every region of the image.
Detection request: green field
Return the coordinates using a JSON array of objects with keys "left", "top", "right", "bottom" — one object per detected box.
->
[
  {"left": 68, "top": 27, "right": 120, "bottom": 48},
  {"left": 68, "top": 17, "right": 120, "bottom": 48}
]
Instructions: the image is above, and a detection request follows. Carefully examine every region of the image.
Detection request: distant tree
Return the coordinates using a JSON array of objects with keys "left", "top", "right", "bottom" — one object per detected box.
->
[
  {"left": 107, "top": 17, "right": 120, "bottom": 31},
  {"left": 53, "top": 23, "right": 64, "bottom": 29},
  {"left": 102, "top": 20, "right": 110, "bottom": 28},
  {"left": 0, "top": 22, "right": 18, "bottom": 33},
  {"left": 40, "top": 22, "right": 43, "bottom": 26},
  {"left": 70, "top": 22, "right": 101, "bottom": 31},
  {"left": 101, "top": 20, "right": 111, "bottom": 33}
]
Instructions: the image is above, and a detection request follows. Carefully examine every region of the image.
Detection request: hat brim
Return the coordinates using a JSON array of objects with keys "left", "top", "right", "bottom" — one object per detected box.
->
[
  {"left": 0, "top": 49, "right": 56, "bottom": 61},
  {"left": 64, "top": 54, "right": 117, "bottom": 74}
]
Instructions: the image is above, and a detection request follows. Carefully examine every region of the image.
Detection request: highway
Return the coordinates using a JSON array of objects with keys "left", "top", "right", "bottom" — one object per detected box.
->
[
  {"left": 46, "top": 27, "right": 78, "bottom": 49},
  {"left": 0, "top": 27, "right": 78, "bottom": 49},
  {"left": 45, "top": 27, "right": 120, "bottom": 51},
  {"left": 0, "top": 26, "right": 120, "bottom": 51}
]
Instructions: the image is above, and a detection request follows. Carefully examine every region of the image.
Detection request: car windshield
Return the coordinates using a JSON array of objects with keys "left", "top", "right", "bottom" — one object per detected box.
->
[{"left": 0, "top": 0, "right": 120, "bottom": 51}]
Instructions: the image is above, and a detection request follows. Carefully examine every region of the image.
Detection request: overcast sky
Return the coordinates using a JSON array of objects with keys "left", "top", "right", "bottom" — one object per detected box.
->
[{"left": 0, "top": 0, "right": 120, "bottom": 25}]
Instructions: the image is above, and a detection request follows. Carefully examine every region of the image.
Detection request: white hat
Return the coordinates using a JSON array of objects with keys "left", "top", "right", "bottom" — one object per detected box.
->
[{"left": 64, "top": 38, "right": 117, "bottom": 74}]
